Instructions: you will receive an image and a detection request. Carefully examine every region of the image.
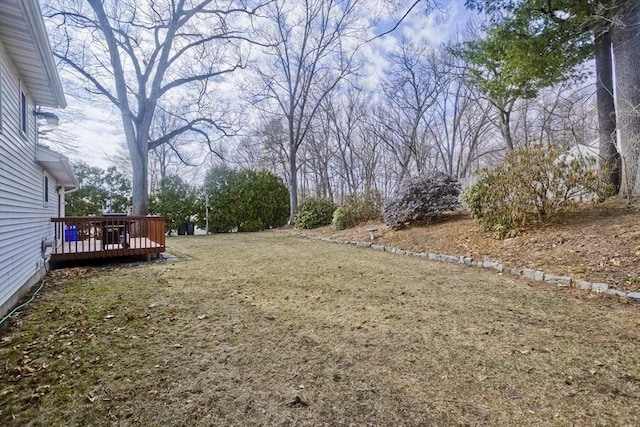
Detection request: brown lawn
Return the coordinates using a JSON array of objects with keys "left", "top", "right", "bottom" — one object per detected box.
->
[{"left": 1, "top": 232, "right": 640, "bottom": 426}]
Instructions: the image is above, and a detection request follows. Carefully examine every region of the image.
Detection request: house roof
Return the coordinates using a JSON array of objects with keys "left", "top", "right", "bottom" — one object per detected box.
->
[
  {"left": 36, "top": 145, "right": 78, "bottom": 188},
  {"left": 0, "top": 0, "right": 66, "bottom": 108}
]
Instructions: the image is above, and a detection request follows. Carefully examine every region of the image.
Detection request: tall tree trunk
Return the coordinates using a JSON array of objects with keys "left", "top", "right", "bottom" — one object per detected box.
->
[
  {"left": 612, "top": 0, "right": 640, "bottom": 197},
  {"left": 288, "top": 148, "right": 298, "bottom": 225},
  {"left": 130, "top": 136, "right": 149, "bottom": 215},
  {"left": 595, "top": 28, "right": 621, "bottom": 195},
  {"left": 499, "top": 108, "right": 514, "bottom": 151}
]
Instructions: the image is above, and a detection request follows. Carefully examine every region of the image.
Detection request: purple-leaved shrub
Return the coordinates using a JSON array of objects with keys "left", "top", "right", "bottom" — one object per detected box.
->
[{"left": 383, "top": 173, "right": 461, "bottom": 229}]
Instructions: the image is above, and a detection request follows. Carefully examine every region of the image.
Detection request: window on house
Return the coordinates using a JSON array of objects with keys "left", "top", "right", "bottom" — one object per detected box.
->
[
  {"left": 44, "top": 175, "right": 49, "bottom": 206},
  {"left": 20, "top": 90, "right": 27, "bottom": 136}
]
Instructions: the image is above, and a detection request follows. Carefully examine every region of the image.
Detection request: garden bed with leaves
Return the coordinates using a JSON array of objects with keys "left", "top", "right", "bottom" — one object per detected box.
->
[{"left": 301, "top": 197, "right": 640, "bottom": 293}]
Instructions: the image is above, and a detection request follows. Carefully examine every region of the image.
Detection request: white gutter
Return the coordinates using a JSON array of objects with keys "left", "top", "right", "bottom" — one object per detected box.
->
[
  {"left": 36, "top": 145, "right": 79, "bottom": 188},
  {"left": 63, "top": 186, "right": 80, "bottom": 195}
]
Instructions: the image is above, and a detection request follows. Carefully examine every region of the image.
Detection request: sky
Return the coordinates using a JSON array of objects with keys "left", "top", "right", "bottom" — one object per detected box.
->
[
  {"left": 43, "top": 0, "right": 473, "bottom": 172},
  {"left": 44, "top": 94, "right": 124, "bottom": 167}
]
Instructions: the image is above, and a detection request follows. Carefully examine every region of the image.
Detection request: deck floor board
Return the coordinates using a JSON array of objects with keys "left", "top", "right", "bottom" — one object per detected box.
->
[{"left": 51, "top": 237, "right": 164, "bottom": 262}]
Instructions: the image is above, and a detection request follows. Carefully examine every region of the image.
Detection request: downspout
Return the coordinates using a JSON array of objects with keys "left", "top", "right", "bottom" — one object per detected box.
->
[{"left": 56, "top": 184, "right": 79, "bottom": 216}]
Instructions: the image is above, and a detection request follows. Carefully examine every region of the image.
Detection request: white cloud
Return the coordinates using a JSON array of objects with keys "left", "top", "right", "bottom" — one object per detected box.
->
[{"left": 44, "top": 94, "right": 124, "bottom": 169}]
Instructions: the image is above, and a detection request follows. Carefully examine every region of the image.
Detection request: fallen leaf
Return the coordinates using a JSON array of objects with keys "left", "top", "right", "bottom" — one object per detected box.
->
[{"left": 289, "top": 395, "right": 309, "bottom": 408}]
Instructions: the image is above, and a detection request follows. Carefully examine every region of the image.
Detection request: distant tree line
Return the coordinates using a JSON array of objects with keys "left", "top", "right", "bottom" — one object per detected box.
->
[{"left": 48, "top": 0, "right": 640, "bottom": 226}]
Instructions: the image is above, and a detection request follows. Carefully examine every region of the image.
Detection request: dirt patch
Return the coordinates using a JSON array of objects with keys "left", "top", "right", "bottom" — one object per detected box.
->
[
  {"left": 297, "top": 198, "right": 640, "bottom": 292},
  {"left": 1, "top": 233, "right": 640, "bottom": 425}
]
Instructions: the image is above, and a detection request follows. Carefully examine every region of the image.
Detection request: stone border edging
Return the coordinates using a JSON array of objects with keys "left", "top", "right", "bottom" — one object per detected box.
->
[{"left": 278, "top": 230, "right": 640, "bottom": 303}]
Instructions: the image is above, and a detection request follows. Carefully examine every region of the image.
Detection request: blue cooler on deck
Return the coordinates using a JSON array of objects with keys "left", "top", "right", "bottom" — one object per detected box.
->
[{"left": 64, "top": 226, "right": 79, "bottom": 242}]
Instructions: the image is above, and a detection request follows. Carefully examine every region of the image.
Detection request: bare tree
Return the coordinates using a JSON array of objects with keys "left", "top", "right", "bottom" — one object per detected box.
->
[
  {"left": 231, "top": 136, "right": 264, "bottom": 170},
  {"left": 322, "top": 87, "right": 372, "bottom": 195},
  {"left": 304, "top": 109, "right": 333, "bottom": 199},
  {"left": 257, "top": 118, "right": 290, "bottom": 182},
  {"left": 251, "top": 0, "right": 364, "bottom": 223},
  {"left": 45, "top": 0, "right": 264, "bottom": 214},
  {"left": 147, "top": 108, "right": 203, "bottom": 190},
  {"left": 513, "top": 82, "right": 598, "bottom": 150},
  {"left": 355, "top": 110, "right": 383, "bottom": 194},
  {"left": 376, "top": 40, "right": 442, "bottom": 186},
  {"left": 427, "top": 65, "right": 495, "bottom": 178},
  {"left": 318, "top": 88, "right": 384, "bottom": 198}
]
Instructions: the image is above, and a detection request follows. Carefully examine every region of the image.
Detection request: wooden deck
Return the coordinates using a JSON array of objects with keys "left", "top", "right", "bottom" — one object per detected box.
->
[{"left": 51, "top": 216, "right": 166, "bottom": 262}]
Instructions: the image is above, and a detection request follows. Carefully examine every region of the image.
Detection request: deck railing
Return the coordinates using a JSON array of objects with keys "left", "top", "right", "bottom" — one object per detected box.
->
[{"left": 50, "top": 216, "right": 166, "bottom": 261}]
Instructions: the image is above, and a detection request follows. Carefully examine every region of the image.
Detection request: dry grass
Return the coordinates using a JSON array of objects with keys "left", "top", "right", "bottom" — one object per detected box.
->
[
  {"left": 2, "top": 233, "right": 640, "bottom": 426},
  {"left": 303, "top": 198, "right": 640, "bottom": 292},
  {"left": 300, "top": 198, "right": 640, "bottom": 291}
]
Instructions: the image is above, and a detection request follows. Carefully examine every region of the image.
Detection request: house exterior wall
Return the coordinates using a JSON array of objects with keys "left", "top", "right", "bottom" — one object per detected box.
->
[{"left": 0, "top": 38, "right": 60, "bottom": 317}]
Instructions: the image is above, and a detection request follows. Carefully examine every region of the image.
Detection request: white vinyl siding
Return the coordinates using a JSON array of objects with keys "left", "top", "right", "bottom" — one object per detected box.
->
[
  {"left": 43, "top": 173, "right": 49, "bottom": 207},
  {"left": 0, "top": 63, "right": 3, "bottom": 132},
  {"left": 0, "top": 38, "right": 57, "bottom": 313}
]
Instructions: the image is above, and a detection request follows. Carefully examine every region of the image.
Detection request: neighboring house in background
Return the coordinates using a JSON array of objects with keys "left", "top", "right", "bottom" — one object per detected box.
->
[{"left": 0, "top": 0, "right": 77, "bottom": 317}]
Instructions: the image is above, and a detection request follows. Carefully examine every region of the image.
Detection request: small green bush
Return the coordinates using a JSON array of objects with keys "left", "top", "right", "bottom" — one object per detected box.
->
[
  {"left": 332, "top": 191, "right": 383, "bottom": 230},
  {"left": 294, "top": 197, "right": 337, "bottom": 229},
  {"left": 331, "top": 206, "right": 352, "bottom": 231},
  {"left": 462, "top": 144, "right": 607, "bottom": 238}
]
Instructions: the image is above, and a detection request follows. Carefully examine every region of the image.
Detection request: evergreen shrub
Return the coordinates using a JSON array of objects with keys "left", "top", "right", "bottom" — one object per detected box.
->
[
  {"left": 461, "top": 144, "right": 607, "bottom": 238},
  {"left": 332, "top": 191, "right": 383, "bottom": 230},
  {"left": 294, "top": 197, "right": 337, "bottom": 229},
  {"left": 199, "top": 167, "right": 289, "bottom": 232}
]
